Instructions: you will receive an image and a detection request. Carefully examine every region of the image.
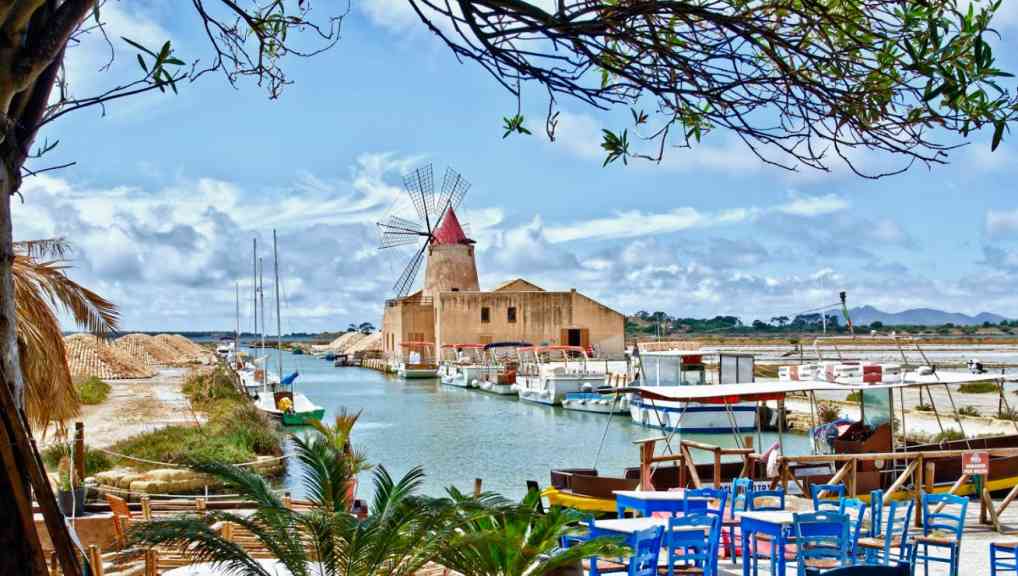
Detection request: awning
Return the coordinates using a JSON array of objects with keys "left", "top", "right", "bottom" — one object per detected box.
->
[{"left": 626, "top": 381, "right": 853, "bottom": 404}]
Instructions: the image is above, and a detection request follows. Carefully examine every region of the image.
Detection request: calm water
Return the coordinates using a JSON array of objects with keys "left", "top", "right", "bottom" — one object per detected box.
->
[{"left": 253, "top": 348, "right": 809, "bottom": 501}]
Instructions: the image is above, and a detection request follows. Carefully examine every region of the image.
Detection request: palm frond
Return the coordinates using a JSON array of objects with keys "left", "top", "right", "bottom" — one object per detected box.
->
[
  {"left": 14, "top": 254, "right": 118, "bottom": 338},
  {"left": 15, "top": 237, "right": 71, "bottom": 259},
  {"left": 128, "top": 517, "right": 272, "bottom": 576},
  {"left": 187, "top": 459, "right": 283, "bottom": 510}
]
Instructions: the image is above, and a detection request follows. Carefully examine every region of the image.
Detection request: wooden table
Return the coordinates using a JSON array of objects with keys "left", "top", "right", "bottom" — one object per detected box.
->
[
  {"left": 34, "top": 512, "right": 116, "bottom": 552},
  {"left": 738, "top": 511, "right": 796, "bottom": 576},
  {"left": 613, "top": 490, "right": 709, "bottom": 518},
  {"left": 165, "top": 559, "right": 294, "bottom": 575}
]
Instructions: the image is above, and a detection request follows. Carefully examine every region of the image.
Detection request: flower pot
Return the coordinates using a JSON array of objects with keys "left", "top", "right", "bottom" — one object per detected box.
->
[
  {"left": 345, "top": 479, "right": 358, "bottom": 511},
  {"left": 57, "top": 488, "right": 86, "bottom": 517}
]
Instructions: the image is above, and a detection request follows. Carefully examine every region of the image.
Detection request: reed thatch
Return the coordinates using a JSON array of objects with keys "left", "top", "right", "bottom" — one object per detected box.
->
[
  {"left": 152, "top": 334, "right": 211, "bottom": 364},
  {"left": 14, "top": 239, "right": 118, "bottom": 429},
  {"left": 64, "top": 333, "right": 155, "bottom": 380}
]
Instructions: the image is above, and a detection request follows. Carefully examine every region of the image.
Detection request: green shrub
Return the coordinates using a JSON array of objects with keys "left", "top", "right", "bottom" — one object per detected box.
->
[
  {"left": 76, "top": 376, "right": 111, "bottom": 405},
  {"left": 845, "top": 391, "right": 862, "bottom": 403},
  {"left": 915, "top": 403, "right": 934, "bottom": 412},
  {"left": 958, "top": 381, "right": 1000, "bottom": 394},
  {"left": 957, "top": 405, "right": 981, "bottom": 417},
  {"left": 41, "top": 443, "right": 114, "bottom": 476}
]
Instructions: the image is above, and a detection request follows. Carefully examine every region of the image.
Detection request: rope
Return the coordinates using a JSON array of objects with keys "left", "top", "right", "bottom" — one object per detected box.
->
[
  {"left": 96, "top": 447, "right": 291, "bottom": 469},
  {"left": 97, "top": 484, "right": 287, "bottom": 500}
]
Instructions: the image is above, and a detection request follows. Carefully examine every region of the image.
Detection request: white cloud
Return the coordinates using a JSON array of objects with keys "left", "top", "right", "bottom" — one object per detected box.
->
[
  {"left": 987, "top": 209, "right": 1018, "bottom": 237},
  {"left": 543, "top": 206, "right": 756, "bottom": 243},
  {"left": 776, "top": 191, "right": 849, "bottom": 217}
]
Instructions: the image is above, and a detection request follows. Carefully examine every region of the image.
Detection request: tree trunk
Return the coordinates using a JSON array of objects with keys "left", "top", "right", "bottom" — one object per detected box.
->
[{"left": 0, "top": 166, "right": 43, "bottom": 576}]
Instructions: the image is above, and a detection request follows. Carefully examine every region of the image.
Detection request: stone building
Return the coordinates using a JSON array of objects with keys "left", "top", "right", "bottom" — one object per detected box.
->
[{"left": 381, "top": 208, "right": 625, "bottom": 363}]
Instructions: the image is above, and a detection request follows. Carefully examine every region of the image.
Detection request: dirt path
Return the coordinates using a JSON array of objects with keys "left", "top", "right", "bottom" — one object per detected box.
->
[{"left": 71, "top": 367, "right": 203, "bottom": 448}]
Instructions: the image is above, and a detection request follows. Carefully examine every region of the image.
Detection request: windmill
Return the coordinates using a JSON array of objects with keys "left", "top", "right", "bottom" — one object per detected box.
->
[{"left": 377, "top": 164, "right": 472, "bottom": 298}]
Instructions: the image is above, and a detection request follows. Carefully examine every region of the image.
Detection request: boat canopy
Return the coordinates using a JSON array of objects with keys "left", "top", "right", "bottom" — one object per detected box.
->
[
  {"left": 484, "top": 341, "right": 532, "bottom": 350},
  {"left": 441, "top": 343, "right": 485, "bottom": 349},
  {"left": 629, "top": 369, "right": 1009, "bottom": 405}
]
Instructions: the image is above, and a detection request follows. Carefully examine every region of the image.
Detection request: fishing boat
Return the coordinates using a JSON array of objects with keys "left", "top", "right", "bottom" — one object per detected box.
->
[
  {"left": 628, "top": 346, "right": 758, "bottom": 432},
  {"left": 398, "top": 341, "right": 439, "bottom": 379},
  {"left": 476, "top": 341, "right": 530, "bottom": 395},
  {"left": 516, "top": 345, "right": 604, "bottom": 406},
  {"left": 253, "top": 230, "right": 325, "bottom": 426},
  {"left": 439, "top": 344, "right": 486, "bottom": 388}
]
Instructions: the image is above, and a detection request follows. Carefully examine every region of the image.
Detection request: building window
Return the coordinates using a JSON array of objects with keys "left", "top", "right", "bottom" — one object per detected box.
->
[
  {"left": 507, "top": 306, "right": 517, "bottom": 323},
  {"left": 481, "top": 307, "right": 490, "bottom": 323},
  {"left": 451, "top": 288, "right": 459, "bottom": 292}
]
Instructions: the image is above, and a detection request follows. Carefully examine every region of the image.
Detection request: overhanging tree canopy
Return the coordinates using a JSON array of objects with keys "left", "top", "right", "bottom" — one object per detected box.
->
[{"left": 409, "top": 0, "right": 1018, "bottom": 176}]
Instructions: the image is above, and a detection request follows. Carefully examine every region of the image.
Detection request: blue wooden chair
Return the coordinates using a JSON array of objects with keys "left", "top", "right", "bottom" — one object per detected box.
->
[
  {"left": 627, "top": 526, "right": 666, "bottom": 576},
  {"left": 685, "top": 487, "right": 728, "bottom": 520},
  {"left": 559, "top": 514, "right": 595, "bottom": 549},
  {"left": 838, "top": 498, "right": 867, "bottom": 563},
  {"left": 749, "top": 488, "right": 786, "bottom": 511},
  {"left": 857, "top": 499, "right": 913, "bottom": 566},
  {"left": 909, "top": 492, "right": 967, "bottom": 576},
  {"left": 793, "top": 511, "right": 851, "bottom": 576},
  {"left": 869, "top": 490, "right": 884, "bottom": 537},
  {"left": 811, "top": 483, "right": 847, "bottom": 512},
  {"left": 723, "top": 478, "right": 753, "bottom": 563},
  {"left": 991, "top": 541, "right": 1018, "bottom": 575},
  {"left": 580, "top": 525, "right": 664, "bottom": 576},
  {"left": 665, "top": 513, "right": 720, "bottom": 576}
]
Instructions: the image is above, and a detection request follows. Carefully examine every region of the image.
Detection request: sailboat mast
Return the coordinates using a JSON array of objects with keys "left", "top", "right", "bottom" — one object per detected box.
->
[
  {"left": 234, "top": 282, "right": 240, "bottom": 364},
  {"left": 273, "top": 229, "right": 283, "bottom": 389},
  {"left": 259, "top": 257, "right": 266, "bottom": 382},
  {"left": 253, "top": 238, "right": 258, "bottom": 338}
]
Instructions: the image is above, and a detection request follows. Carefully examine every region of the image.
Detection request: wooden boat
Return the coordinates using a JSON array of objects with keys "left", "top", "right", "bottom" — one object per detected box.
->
[{"left": 398, "top": 341, "right": 439, "bottom": 379}]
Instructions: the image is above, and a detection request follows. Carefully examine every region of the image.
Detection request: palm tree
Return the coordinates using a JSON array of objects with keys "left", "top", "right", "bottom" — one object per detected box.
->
[
  {"left": 129, "top": 417, "right": 624, "bottom": 576},
  {"left": 434, "top": 489, "right": 624, "bottom": 576},
  {"left": 14, "top": 238, "right": 117, "bottom": 431}
]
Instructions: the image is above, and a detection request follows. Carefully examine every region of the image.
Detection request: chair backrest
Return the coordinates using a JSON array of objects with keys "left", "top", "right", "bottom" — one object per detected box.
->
[
  {"left": 794, "top": 511, "right": 850, "bottom": 568},
  {"left": 666, "top": 514, "right": 719, "bottom": 570},
  {"left": 869, "top": 490, "right": 884, "bottom": 537},
  {"left": 811, "top": 483, "right": 846, "bottom": 511},
  {"left": 839, "top": 498, "right": 867, "bottom": 553},
  {"left": 749, "top": 488, "right": 786, "bottom": 511},
  {"left": 824, "top": 565, "right": 909, "bottom": 576},
  {"left": 685, "top": 487, "right": 728, "bottom": 519},
  {"left": 922, "top": 492, "right": 968, "bottom": 539},
  {"left": 730, "top": 478, "right": 752, "bottom": 514},
  {"left": 104, "top": 494, "right": 132, "bottom": 545},
  {"left": 880, "top": 498, "right": 914, "bottom": 558},
  {"left": 628, "top": 526, "right": 665, "bottom": 576}
]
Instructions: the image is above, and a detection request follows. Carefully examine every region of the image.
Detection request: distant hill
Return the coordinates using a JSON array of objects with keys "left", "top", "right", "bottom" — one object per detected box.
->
[{"left": 849, "top": 305, "right": 1009, "bottom": 326}]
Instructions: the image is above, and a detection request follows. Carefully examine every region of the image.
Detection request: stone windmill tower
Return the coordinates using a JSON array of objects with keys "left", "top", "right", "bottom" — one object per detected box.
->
[{"left": 377, "top": 164, "right": 479, "bottom": 300}]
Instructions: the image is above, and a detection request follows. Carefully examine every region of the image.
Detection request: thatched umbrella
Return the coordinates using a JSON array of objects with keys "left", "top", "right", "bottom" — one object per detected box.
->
[{"left": 13, "top": 239, "right": 118, "bottom": 431}]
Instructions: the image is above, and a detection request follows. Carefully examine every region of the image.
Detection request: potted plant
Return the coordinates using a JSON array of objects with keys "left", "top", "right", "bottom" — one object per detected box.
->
[{"left": 56, "top": 455, "right": 85, "bottom": 516}]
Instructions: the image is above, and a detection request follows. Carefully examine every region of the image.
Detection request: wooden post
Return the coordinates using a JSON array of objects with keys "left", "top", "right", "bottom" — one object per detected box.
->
[
  {"left": 924, "top": 462, "right": 935, "bottom": 494},
  {"left": 145, "top": 550, "right": 157, "bottom": 576},
  {"left": 473, "top": 478, "right": 482, "bottom": 497},
  {"left": 282, "top": 494, "right": 293, "bottom": 509},
  {"left": 713, "top": 448, "right": 722, "bottom": 489},
  {"left": 849, "top": 459, "right": 858, "bottom": 498},
  {"left": 636, "top": 438, "right": 660, "bottom": 490},
  {"left": 73, "top": 422, "right": 85, "bottom": 485}
]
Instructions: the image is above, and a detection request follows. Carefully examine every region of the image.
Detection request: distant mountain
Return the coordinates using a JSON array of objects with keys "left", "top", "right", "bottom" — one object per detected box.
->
[{"left": 848, "top": 305, "right": 1009, "bottom": 326}]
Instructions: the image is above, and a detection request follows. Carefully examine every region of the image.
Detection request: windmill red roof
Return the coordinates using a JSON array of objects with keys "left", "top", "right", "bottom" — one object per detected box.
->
[{"left": 432, "top": 207, "right": 472, "bottom": 245}]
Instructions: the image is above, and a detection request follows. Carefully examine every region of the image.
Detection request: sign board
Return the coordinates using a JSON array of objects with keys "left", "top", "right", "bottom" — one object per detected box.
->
[{"left": 963, "top": 451, "right": 989, "bottom": 476}]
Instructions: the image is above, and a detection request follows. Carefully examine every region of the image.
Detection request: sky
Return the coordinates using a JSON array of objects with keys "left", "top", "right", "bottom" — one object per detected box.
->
[{"left": 13, "top": 1, "right": 1018, "bottom": 332}]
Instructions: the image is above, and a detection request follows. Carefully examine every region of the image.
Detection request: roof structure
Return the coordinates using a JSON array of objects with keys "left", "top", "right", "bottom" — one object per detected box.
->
[
  {"left": 432, "top": 207, "right": 471, "bottom": 245},
  {"left": 493, "top": 278, "right": 545, "bottom": 292}
]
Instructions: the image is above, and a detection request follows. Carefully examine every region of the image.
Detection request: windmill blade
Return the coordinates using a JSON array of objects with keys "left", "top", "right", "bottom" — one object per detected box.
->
[
  {"left": 436, "top": 166, "right": 470, "bottom": 223},
  {"left": 378, "top": 215, "right": 427, "bottom": 249},
  {"left": 393, "top": 242, "right": 427, "bottom": 298},
  {"left": 403, "top": 164, "right": 435, "bottom": 232}
]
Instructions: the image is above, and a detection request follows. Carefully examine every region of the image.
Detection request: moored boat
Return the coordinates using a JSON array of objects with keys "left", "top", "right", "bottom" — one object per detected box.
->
[
  {"left": 477, "top": 341, "right": 531, "bottom": 395},
  {"left": 438, "top": 344, "right": 486, "bottom": 388},
  {"left": 398, "top": 341, "right": 439, "bottom": 379},
  {"left": 516, "top": 345, "right": 604, "bottom": 406}
]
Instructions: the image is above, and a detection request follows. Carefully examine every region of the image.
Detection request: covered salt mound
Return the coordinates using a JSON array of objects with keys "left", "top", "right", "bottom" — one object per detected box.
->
[{"left": 64, "top": 333, "right": 156, "bottom": 380}]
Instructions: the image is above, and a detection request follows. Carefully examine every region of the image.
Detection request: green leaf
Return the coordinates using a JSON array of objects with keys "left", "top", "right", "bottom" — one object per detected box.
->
[
  {"left": 121, "top": 37, "right": 156, "bottom": 57},
  {"left": 991, "top": 119, "right": 1006, "bottom": 151},
  {"left": 136, "top": 54, "right": 148, "bottom": 73}
]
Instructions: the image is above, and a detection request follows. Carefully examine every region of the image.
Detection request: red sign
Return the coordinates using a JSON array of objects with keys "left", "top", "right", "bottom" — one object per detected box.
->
[{"left": 963, "top": 451, "right": 989, "bottom": 476}]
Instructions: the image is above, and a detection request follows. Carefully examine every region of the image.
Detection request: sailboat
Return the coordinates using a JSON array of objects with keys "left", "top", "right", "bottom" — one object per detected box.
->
[{"left": 254, "top": 230, "right": 325, "bottom": 426}]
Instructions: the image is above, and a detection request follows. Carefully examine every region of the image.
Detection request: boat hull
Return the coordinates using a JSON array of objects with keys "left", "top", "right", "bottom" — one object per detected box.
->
[
  {"left": 629, "top": 397, "right": 757, "bottom": 433},
  {"left": 562, "top": 392, "right": 629, "bottom": 414},
  {"left": 478, "top": 380, "right": 517, "bottom": 395},
  {"left": 282, "top": 408, "right": 326, "bottom": 426},
  {"left": 399, "top": 364, "right": 439, "bottom": 379},
  {"left": 518, "top": 374, "right": 604, "bottom": 406}
]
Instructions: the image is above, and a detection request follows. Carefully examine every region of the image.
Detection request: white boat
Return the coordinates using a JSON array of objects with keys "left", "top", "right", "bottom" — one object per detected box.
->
[
  {"left": 439, "top": 344, "right": 487, "bottom": 388},
  {"left": 398, "top": 341, "right": 439, "bottom": 379},
  {"left": 562, "top": 390, "right": 629, "bottom": 414},
  {"left": 216, "top": 340, "right": 235, "bottom": 358},
  {"left": 476, "top": 341, "right": 530, "bottom": 395},
  {"left": 516, "top": 346, "right": 604, "bottom": 406},
  {"left": 629, "top": 348, "right": 757, "bottom": 433}
]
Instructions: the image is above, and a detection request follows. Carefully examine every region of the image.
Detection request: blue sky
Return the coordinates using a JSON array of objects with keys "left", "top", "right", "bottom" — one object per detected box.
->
[{"left": 13, "top": 1, "right": 1018, "bottom": 331}]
